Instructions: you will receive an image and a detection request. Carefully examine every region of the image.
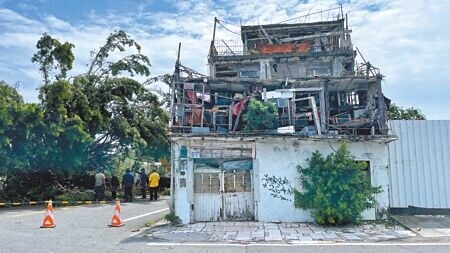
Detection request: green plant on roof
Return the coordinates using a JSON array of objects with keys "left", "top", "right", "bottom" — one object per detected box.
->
[{"left": 242, "top": 99, "right": 278, "bottom": 131}]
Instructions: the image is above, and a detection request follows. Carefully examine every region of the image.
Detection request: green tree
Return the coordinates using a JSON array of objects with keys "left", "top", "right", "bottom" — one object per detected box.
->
[
  {"left": 80, "top": 31, "right": 167, "bottom": 167},
  {"left": 242, "top": 100, "right": 278, "bottom": 131},
  {"left": 86, "top": 30, "right": 150, "bottom": 77},
  {"left": 294, "top": 144, "right": 381, "bottom": 225},
  {"left": 0, "top": 31, "right": 169, "bottom": 201},
  {"left": 0, "top": 82, "right": 46, "bottom": 175},
  {"left": 31, "top": 33, "right": 75, "bottom": 85},
  {"left": 145, "top": 73, "right": 172, "bottom": 109},
  {"left": 387, "top": 103, "right": 426, "bottom": 120},
  {"left": 38, "top": 80, "right": 92, "bottom": 173},
  {"left": 32, "top": 30, "right": 169, "bottom": 170}
]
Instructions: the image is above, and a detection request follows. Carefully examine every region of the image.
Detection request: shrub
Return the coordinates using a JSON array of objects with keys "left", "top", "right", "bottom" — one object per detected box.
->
[
  {"left": 294, "top": 144, "right": 382, "bottom": 225},
  {"left": 242, "top": 100, "right": 278, "bottom": 131},
  {"left": 164, "top": 212, "right": 181, "bottom": 225},
  {"left": 55, "top": 191, "right": 94, "bottom": 202},
  {"left": 160, "top": 187, "right": 170, "bottom": 196}
]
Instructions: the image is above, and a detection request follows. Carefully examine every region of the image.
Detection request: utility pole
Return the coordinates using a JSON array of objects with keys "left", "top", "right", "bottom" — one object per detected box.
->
[
  {"left": 209, "top": 17, "right": 217, "bottom": 57},
  {"left": 170, "top": 42, "right": 181, "bottom": 128}
]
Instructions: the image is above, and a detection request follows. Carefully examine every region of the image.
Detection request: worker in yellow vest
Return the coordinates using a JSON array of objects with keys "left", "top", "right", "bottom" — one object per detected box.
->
[{"left": 148, "top": 169, "right": 160, "bottom": 201}]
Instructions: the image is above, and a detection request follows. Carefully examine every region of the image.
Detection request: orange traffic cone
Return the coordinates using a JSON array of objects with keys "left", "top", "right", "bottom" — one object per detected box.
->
[
  {"left": 40, "top": 200, "right": 56, "bottom": 228},
  {"left": 109, "top": 199, "right": 124, "bottom": 227}
]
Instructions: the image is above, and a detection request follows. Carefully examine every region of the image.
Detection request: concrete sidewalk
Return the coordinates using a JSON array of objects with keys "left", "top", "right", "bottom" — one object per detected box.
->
[
  {"left": 392, "top": 215, "right": 450, "bottom": 238},
  {"left": 144, "top": 221, "right": 416, "bottom": 244}
]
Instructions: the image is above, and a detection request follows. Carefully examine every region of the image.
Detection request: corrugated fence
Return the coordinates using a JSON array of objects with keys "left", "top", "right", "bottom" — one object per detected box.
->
[{"left": 388, "top": 120, "right": 450, "bottom": 208}]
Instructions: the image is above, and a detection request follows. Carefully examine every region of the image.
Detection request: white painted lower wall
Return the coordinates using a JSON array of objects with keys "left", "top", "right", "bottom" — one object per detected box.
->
[
  {"left": 255, "top": 138, "right": 390, "bottom": 222},
  {"left": 171, "top": 136, "right": 391, "bottom": 224}
]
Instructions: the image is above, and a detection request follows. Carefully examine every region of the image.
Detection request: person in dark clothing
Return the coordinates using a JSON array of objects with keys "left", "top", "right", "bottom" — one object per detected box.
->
[
  {"left": 139, "top": 168, "right": 149, "bottom": 199},
  {"left": 111, "top": 174, "right": 120, "bottom": 199},
  {"left": 122, "top": 168, "right": 134, "bottom": 202}
]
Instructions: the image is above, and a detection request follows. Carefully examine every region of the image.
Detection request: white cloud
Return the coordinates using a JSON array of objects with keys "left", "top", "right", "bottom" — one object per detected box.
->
[
  {"left": 0, "top": 0, "right": 449, "bottom": 119},
  {"left": 45, "top": 15, "right": 72, "bottom": 30}
]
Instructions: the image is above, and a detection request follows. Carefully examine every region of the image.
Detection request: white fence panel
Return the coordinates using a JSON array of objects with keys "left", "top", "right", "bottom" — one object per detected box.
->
[{"left": 389, "top": 120, "right": 450, "bottom": 208}]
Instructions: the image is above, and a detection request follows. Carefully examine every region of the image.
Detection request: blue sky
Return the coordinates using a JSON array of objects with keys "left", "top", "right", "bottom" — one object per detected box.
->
[{"left": 0, "top": 0, "right": 449, "bottom": 119}]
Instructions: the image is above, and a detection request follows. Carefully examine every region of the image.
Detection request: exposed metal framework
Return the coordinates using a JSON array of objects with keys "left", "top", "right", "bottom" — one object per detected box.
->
[{"left": 170, "top": 9, "right": 388, "bottom": 137}]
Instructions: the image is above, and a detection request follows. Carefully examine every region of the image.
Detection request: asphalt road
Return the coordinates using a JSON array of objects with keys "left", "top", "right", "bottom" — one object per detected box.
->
[
  {"left": 1, "top": 200, "right": 450, "bottom": 253},
  {"left": 0, "top": 198, "right": 169, "bottom": 253},
  {"left": 144, "top": 243, "right": 450, "bottom": 253}
]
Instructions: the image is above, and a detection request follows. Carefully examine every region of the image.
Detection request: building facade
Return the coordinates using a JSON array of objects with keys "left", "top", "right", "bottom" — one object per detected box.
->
[{"left": 169, "top": 9, "right": 396, "bottom": 224}]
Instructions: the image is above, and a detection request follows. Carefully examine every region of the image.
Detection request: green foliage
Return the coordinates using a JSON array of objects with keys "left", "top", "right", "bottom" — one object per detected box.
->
[
  {"left": 242, "top": 100, "right": 278, "bottom": 131},
  {"left": 32, "top": 30, "right": 168, "bottom": 171},
  {"left": 31, "top": 33, "right": 75, "bottom": 85},
  {"left": 387, "top": 103, "right": 426, "bottom": 120},
  {"left": 87, "top": 30, "right": 150, "bottom": 77},
  {"left": 294, "top": 144, "right": 382, "bottom": 225},
  {"left": 0, "top": 30, "right": 169, "bottom": 201},
  {"left": 55, "top": 191, "right": 94, "bottom": 202},
  {"left": 164, "top": 212, "right": 181, "bottom": 225},
  {"left": 37, "top": 80, "right": 92, "bottom": 173},
  {"left": 0, "top": 82, "right": 46, "bottom": 175},
  {"left": 1, "top": 170, "right": 59, "bottom": 201},
  {"left": 160, "top": 187, "right": 170, "bottom": 196},
  {"left": 145, "top": 74, "right": 173, "bottom": 109}
]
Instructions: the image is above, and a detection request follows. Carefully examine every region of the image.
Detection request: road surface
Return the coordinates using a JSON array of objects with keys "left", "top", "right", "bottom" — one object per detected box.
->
[
  {"left": 1, "top": 199, "right": 450, "bottom": 253},
  {"left": 0, "top": 199, "right": 169, "bottom": 253}
]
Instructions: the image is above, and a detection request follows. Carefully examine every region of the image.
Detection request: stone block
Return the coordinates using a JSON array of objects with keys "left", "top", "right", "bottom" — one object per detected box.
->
[
  {"left": 236, "top": 231, "right": 252, "bottom": 241},
  {"left": 297, "top": 236, "right": 313, "bottom": 241},
  {"left": 310, "top": 232, "right": 325, "bottom": 240}
]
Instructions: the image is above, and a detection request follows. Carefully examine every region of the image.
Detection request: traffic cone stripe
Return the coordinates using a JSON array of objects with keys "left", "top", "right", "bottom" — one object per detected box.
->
[
  {"left": 43, "top": 217, "right": 53, "bottom": 225},
  {"left": 39, "top": 199, "right": 127, "bottom": 228},
  {"left": 40, "top": 201, "right": 56, "bottom": 228},
  {"left": 109, "top": 199, "right": 124, "bottom": 227}
]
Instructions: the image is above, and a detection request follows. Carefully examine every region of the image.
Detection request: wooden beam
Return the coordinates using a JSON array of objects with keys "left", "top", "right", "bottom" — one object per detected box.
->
[
  {"left": 259, "top": 25, "right": 274, "bottom": 44},
  {"left": 279, "top": 30, "right": 350, "bottom": 43}
]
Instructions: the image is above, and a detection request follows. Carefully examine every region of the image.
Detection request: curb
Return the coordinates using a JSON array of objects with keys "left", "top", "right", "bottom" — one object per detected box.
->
[
  {"left": 0, "top": 200, "right": 116, "bottom": 208},
  {"left": 0, "top": 196, "right": 170, "bottom": 208},
  {"left": 389, "top": 215, "right": 420, "bottom": 236}
]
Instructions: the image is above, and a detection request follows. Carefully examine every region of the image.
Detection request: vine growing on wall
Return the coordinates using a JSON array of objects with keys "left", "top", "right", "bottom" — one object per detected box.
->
[{"left": 262, "top": 174, "right": 293, "bottom": 201}]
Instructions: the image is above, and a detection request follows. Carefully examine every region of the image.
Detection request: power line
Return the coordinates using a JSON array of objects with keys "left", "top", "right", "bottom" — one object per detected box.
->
[
  {"left": 217, "top": 20, "right": 241, "bottom": 35},
  {"left": 275, "top": 6, "right": 342, "bottom": 24},
  {"left": 217, "top": 19, "right": 241, "bottom": 28}
]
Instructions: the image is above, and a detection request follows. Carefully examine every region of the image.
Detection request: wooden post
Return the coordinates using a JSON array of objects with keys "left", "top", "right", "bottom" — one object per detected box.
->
[{"left": 232, "top": 108, "right": 243, "bottom": 133}]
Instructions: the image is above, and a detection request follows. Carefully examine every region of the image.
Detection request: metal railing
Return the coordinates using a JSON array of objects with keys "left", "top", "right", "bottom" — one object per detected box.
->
[{"left": 212, "top": 40, "right": 244, "bottom": 56}]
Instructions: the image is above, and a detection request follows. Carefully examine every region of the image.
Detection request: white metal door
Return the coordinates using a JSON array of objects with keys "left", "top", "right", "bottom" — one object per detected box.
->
[
  {"left": 193, "top": 158, "right": 254, "bottom": 221},
  {"left": 223, "top": 169, "right": 254, "bottom": 220},
  {"left": 193, "top": 170, "right": 222, "bottom": 221}
]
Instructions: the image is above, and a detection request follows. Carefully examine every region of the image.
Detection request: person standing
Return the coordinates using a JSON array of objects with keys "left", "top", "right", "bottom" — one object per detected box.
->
[
  {"left": 122, "top": 168, "right": 134, "bottom": 202},
  {"left": 111, "top": 174, "right": 120, "bottom": 199},
  {"left": 94, "top": 170, "right": 106, "bottom": 201},
  {"left": 139, "top": 168, "right": 149, "bottom": 199},
  {"left": 148, "top": 169, "right": 160, "bottom": 201}
]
